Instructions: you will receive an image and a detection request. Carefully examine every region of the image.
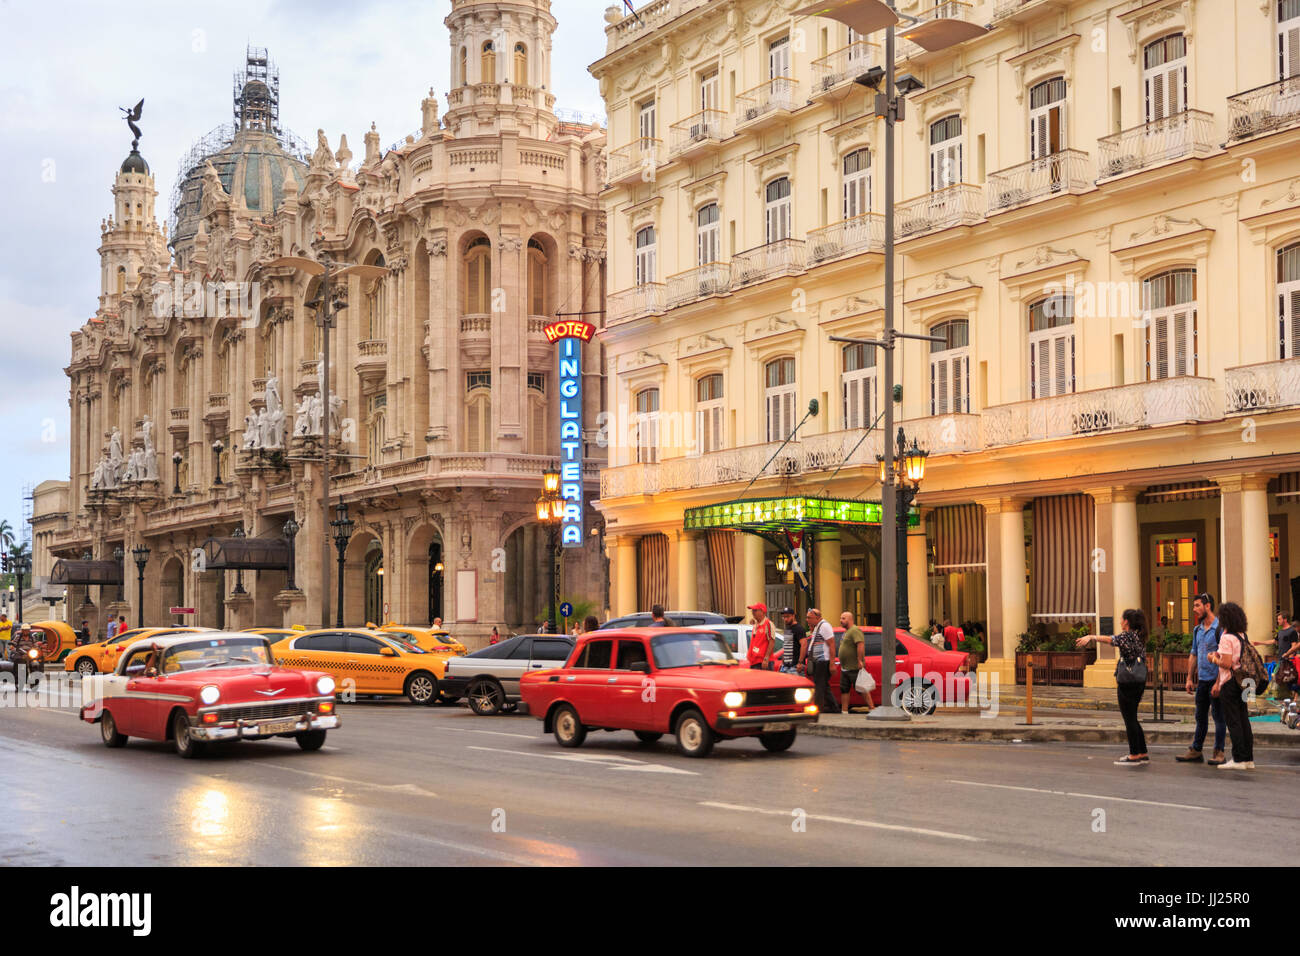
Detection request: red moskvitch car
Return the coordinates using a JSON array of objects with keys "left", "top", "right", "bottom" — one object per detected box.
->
[
  {"left": 519, "top": 627, "right": 820, "bottom": 757},
  {"left": 80, "top": 632, "right": 340, "bottom": 758},
  {"left": 824, "top": 627, "right": 973, "bottom": 714}
]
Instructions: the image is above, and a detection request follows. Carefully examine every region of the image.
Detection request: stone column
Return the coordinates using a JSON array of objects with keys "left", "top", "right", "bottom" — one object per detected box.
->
[
  {"left": 612, "top": 534, "right": 638, "bottom": 616},
  {"left": 978, "top": 497, "right": 1027, "bottom": 685},
  {"left": 906, "top": 514, "right": 928, "bottom": 635},
  {"left": 814, "top": 532, "right": 841, "bottom": 621},
  {"left": 675, "top": 529, "right": 699, "bottom": 611},
  {"left": 1218, "top": 474, "right": 1274, "bottom": 636},
  {"left": 740, "top": 533, "right": 765, "bottom": 612}
]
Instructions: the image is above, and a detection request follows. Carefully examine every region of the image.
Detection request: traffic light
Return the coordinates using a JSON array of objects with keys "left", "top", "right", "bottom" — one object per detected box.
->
[{"left": 1, "top": 554, "right": 9, "bottom": 573}]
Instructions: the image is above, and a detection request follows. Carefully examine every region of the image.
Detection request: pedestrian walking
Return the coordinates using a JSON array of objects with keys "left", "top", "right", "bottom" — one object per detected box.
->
[
  {"left": 746, "top": 602, "right": 774, "bottom": 670},
  {"left": 1077, "top": 608, "right": 1149, "bottom": 766},
  {"left": 779, "top": 607, "right": 805, "bottom": 674},
  {"left": 1209, "top": 601, "right": 1255, "bottom": 771},
  {"left": 105, "top": 616, "right": 119, "bottom": 642},
  {"left": 649, "top": 604, "right": 674, "bottom": 626},
  {"left": 838, "top": 612, "right": 870, "bottom": 714},
  {"left": 1177, "top": 592, "right": 1226, "bottom": 765},
  {"left": 489, "top": 625, "right": 500, "bottom": 645},
  {"left": 0, "top": 612, "right": 10, "bottom": 659},
  {"left": 803, "top": 608, "right": 840, "bottom": 713}
]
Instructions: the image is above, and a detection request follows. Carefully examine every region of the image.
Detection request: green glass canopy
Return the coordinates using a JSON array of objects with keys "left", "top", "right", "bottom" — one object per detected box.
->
[{"left": 683, "top": 496, "right": 919, "bottom": 533}]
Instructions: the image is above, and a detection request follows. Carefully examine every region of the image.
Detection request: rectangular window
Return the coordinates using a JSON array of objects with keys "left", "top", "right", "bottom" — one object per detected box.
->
[
  {"left": 634, "top": 388, "right": 660, "bottom": 464},
  {"left": 841, "top": 343, "right": 877, "bottom": 430},
  {"left": 635, "top": 226, "right": 656, "bottom": 285},
  {"left": 765, "top": 177, "right": 792, "bottom": 243},
  {"left": 1143, "top": 34, "right": 1187, "bottom": 123},
  {"left": 842, "top": 149, "right": 871, "bottom": 219},
  {"left": 700, "top": 70, "right": 719, "bottom": 111},
  {"left": 695, "top": 373, "right": 724, "bottom": 455},
  {"left": 638, "top": 99, "right": 657, "bottom": 140},
  {"left": 929, "top": 320, "right": 970, "bottom": 415},
  {"left": 929, "top": 115, "right": 962, "bottom": 191},
  {"left": 764, "top": 358, "right": 796, "bottom": 443},
  {"left": 696, "top": 204, "right": 721, "bottom": 266},
  {"left": 1143, "top": 270, "right": 1197, "bottom": 379},
  {"left": 1028, "top": 296, "right": 1076, "bottom": 398},
  {"left": 1029, "top": 77, "right": 1067, "bottom": 159},
  {"left": 1282, "top": 0, "right": 1300, "bottom": 79}
]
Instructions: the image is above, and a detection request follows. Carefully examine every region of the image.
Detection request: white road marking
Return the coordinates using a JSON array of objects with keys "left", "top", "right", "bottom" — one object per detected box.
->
[
  {"left": 466, "top": 744, "right": 698, "bottom": 775},
  {"left": 946, "top": 779, "right": 1213, "bottom": 811},
  {"left": 256, "top": 762, "right": 439, "bottom": 796},
  {"left": 438, "top": 726, "right": 538, "bottom": 740},
  {"left": 698, "top": 801, "right": 984, "bottom": 842}
]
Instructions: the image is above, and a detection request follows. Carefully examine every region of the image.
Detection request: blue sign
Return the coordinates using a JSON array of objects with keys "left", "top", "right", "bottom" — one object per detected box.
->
[
  {"left": 560, "top": 602, "right": 573, "bottom": 618},
  {"left": 546, "top": 320, "right": 593, "bottom": 549}
]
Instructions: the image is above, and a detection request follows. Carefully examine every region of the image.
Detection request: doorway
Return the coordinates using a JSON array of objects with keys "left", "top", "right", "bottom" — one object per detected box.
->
[{"left": 1151, "top": 533, "right": 1198, "bottom": 633}]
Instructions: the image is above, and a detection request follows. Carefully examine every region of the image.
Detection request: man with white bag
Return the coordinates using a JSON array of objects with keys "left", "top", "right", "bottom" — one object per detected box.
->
[{"left": 838, "top": 611, "right": 873, "bottom": 714}]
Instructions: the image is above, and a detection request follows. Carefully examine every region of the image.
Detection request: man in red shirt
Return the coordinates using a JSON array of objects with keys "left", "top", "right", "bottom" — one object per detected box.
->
[
  {"left": 747, "top": 602, "right": 774, "bottom": 670},
  {"left": 942, "top": 619, "right": 964, "bottom": 652}
]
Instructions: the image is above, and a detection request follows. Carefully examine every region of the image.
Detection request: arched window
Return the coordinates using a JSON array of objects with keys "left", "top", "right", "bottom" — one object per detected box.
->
[
  {"left": 634, "top": 387, "right": 660, "bottom": 463},
  {"left": 1279, "top": 243, "right": 1300, "bottom": 358},
  {"left": 764, "top": 357, "right": 796, "bottom": 442},
  {"left": 765, "top": 177, "right": 791, "bottom": 243},
  {"left": 1142, "top": 269, "right": 1197, "bottom": 379},
  {"left": 513, "top": 43, "right": 528, "bottom": 86},
  {"left": 116, "top": 267, "right": 126, "bottom": 296},
  {"left": 364, "top": 252, "right": 386, "bottom": 339},
  {"left": 695, "top": 373, "right": 724, "bottom": 454},
  {"left": 459, "top": 46, "right": 468, "bottom": 86},
  {"left": 464, "top": 238, "right": 491, "bottom": 313},
  {"left": 929, "top": 319, "right": 969, "bottom": 414},
  {"left": 174, "top": 347, "right": 190, "bottom": 407},
  {"left": 527, "top": 239, "right": 547, "bottom": 316},
  {"left": 465, "top": 371, "right": 491, "bottom": 452},
  {"left": 635, "top": 226, "right": 656, "bottom": 285},
  {"left": 527, "top": 372, "right": 547, "bottom": 455},
  {"left": 929, "top": 115, "right": 962, "bottom": 190},
  {"left": 366, "top": 392, "right": 387, "bottom": 465},
  {"left": 841, "top": 343, "right": 877, "bottom": 430},
  {"left": 261, "top": 316, "right": 279, "bottom": 377},
  {"left": 842, "top": 148, "right": 871, "bottom": 219},
  {"left": 481, "top": 40, "right": 497, "bottom": 83},
  {"left": 1028, "top": 294, "right": 1076, "bottom": 397},
  {"left": 696, "top": 204, "right": 720, "bottom": 266},
  {"left": 1143, "top": 34, "right": 1186, "bottom": 122},
  {"left": 1029, "top": 77, "right": 1067, "bottom": 159}
]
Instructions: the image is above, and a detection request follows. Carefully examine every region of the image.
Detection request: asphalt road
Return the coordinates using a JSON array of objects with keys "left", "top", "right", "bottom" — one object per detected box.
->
[{"left": 2, "top": 693, "right": 1296, "bottom": 866}]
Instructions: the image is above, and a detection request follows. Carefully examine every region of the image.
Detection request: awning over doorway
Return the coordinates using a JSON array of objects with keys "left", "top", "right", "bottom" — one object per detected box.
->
[
  {"left": 1031, "top": 494, "right": 1096, "bottom": 619},
  {"left": 49, "top": 559, "right": 123, "bottom": 586},
  {"left": 932, "top": 504, "right": 985, "bottom": 570},
  {"left": 683, "top": 495, "right": 918, "bottom": 533},
  {"left": 199, "top": 535, "right": 292, "bottom": 571}
]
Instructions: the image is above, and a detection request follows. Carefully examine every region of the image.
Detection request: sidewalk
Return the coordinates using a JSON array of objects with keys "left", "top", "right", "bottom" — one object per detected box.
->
[{"left": 992, "top": 684, "right": 1277, "bottom": 719}]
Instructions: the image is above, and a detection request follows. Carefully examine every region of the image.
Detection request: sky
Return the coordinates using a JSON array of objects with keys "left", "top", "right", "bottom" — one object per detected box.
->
[{"left": 0, "top": 0, "right": 611, "bottom": 550}]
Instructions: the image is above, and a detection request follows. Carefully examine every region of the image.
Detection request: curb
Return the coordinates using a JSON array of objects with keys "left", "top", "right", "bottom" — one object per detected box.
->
[{"left": 803, "top": 722, "right": 1300, "bottom": 746}]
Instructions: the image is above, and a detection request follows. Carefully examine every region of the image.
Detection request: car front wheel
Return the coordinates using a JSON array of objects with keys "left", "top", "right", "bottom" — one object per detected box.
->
[
  {"left": 467, "top": 678, "right": 505, "bottom": 715},
  {"left": 405, "top": 671, "right": 438, "bottom": 706},
  {"left": 759, "top": 729, "right": 797, "bottom": 752},
  {"left": 674, "top": 709, "right": 714, "bottom": 758},
  {"left": 76, "top": 658, "right": 97, "bottom": 677},
  {"left": 552, "top": 704, "right": 586, "bottom": 748},
  {"left": 172, "top": 710, "right": 204, "bottom": 759},
  {"left": 893, "top": 678, "right": 938, "bottom": 716},
  {"left": 100, "top": 710, "right": 127, "bottom": 748},
  {"left": 296, "top": 730, "right": 327, "bottom": 751}
]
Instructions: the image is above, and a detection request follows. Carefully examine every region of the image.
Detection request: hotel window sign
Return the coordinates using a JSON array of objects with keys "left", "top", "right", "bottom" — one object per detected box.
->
[{"left": 544, "top": 319, "right": 595, "bottom": 547}]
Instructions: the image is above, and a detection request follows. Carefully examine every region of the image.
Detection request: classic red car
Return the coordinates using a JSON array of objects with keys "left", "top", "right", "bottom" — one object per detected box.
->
[
  {"left": 519, "top": 627, "right": 819, "bottom": 757},
  {"left": 80, "top": 632, "right": 340, "bottom": 758},
  {"left": 825, "top": 627, "right": 973, "bottom": 714}
]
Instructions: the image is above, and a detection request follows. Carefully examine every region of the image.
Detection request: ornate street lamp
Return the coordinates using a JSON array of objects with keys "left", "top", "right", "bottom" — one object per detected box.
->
[
  {"left": 775, "top": 552, "right": 791, "bottom": 574},
  {"left": 172, "top": 451, "right": 183, "bottom": 495},
  {"left": 230, "top": 524, "right": 247, "bottom": 595},
  {"left": 131, "top": 544, "right": 150, "bottom": 628},
  {"left": 538, "top": 463, "right": 563, "bottom": 634},
  {"left": 282, "top": 517, "right": 299, "bottom": 591},
  {"left": 875, "top": 426, "right": 928, "bottom": 632},
  {"left": 212, "top": 439, "right": 225, "bottom": 486},
  {"left": 13, "top": 553, "right": 30, "bottom": 626},
  {"left": 330, "top": 498, "right": 354, "bottom": 627},
  {"left": 113, "top": 546, "right": 125, "bottom": 602}
]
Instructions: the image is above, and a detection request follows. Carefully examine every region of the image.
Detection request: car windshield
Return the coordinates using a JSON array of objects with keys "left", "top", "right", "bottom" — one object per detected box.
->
[
  {"left": 384, "top": 636, "right": 425, "bottom": 654},
  {"left": 650, "top": 632, "right": 738, "bottom": 669},
  {"left": 432, "top": 633, "right": 456, "bottom": 645},
  {"left": 160, "top": 637, "right": 273, "bottom": 673}
]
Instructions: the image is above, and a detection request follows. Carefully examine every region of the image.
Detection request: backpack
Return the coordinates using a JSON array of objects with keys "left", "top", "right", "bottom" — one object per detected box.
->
[{"left": 1231, "top": 632, "right": 1270, "bottom": 700}]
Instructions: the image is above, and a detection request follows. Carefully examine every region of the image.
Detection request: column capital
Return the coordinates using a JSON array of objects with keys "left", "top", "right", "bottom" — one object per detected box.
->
[
  {"left": 1212, "top": 473, "right": 1275, "bottom": 494},
  {"left": 1083, "top": 485, "right": 1142, "bottom": 505},
  {"left": 975, "top": 496, "right": 1028, "bottom": 516}
]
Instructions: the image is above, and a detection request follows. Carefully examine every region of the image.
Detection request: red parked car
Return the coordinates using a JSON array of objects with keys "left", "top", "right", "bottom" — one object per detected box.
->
[
  {"left": 827, "top": 627, "right": 973, "bottom": 714},
  {"left": 519, "top": 628, "right": 820, "bottom": 757},
  {"left": 80, "top": 632, "right": 340, "bottom": 758}
]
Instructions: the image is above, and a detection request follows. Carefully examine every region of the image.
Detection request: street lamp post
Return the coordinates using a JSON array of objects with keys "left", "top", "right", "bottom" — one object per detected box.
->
[
  {"left": 132, "top": 545, "right": 150, "bottom": 628},
  {"left": 212, "top": 439, "right": 224, "bottom": 486},
  {"left": 537, "top": 464, "right": 563, "bottom": 634},
  {"left": 330, "top": 498, "right": 354, "bottom": 628},
  {"left": 230, "top": 524, "right": 247, "bottom": 595},
  {"left": 283, "top": 517, "right": 299, "bottom": 591},
  {"left": 877, "top": 426, "right": 928, "bottom": 630},
  {"left": 172, "top": 451, "right": 183, "bottom": 495},
  {"left": 14, "top": 553, "right": 30, "bottom": 627},
  {"left": 113, "top": 546, "right": 125, "bottom": 602},
  {"left": 797, "top": 0, "right": 985, "bottom": 720}
]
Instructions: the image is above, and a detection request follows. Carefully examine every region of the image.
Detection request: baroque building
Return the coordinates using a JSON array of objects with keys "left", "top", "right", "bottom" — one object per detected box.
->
[
  {"left": 52, "top": 2, "right": 607, "bottom": 641},
  {"left": 591, "top": 0, "right": 1300, "bottom": 687}
]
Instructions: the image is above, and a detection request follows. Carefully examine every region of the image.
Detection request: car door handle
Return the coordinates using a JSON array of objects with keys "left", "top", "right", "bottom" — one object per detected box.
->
[
  {"left": 606, "top": 676, "right": 617, "bottom": 683},
  {"left": 530, "top": 663, "right": 548, "bottom": 669}
]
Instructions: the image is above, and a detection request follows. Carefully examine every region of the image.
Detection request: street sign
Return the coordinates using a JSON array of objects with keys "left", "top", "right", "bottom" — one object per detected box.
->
[
  {"left": 559, "top": 602, "right": 573, "bottom": 618},
  {"left": 169, "top": 607, "right": 195, "bottom": 615}
]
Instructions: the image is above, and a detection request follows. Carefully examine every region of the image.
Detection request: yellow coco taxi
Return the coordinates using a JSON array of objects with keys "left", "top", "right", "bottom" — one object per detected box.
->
[
  {"left": 64, "top": 627, "right": 204, "bottom": 676},
  {"left": 372, "top": 623, "right": 467, "bottom": 656},
  {"left": 270, "top": 628, "right": 448, "bottom": 705}
]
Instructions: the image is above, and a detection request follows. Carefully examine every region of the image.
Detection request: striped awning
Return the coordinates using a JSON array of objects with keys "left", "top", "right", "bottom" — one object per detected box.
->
[
  {"left": 1273, "top": 473, "right": 1300, "bottom": 498},
  {"left": 637, "top": 533, "right": 669, "bottom": 611},
  {"left": 707, "top": 530, "right": 737, "bottom": 615},
  {"left": 1031, "top": 494, "right": 1096, "bottom": 619},
  {"left": 931, "top": 504, "right": 985, "bottom": 570},
  {"left": 1139, "top": 481, "right": 1220, "bottom": 503}
]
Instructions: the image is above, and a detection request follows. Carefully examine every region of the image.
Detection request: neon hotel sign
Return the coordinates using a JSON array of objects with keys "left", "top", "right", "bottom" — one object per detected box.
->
[{"left": 543, "top": 320, "right": 595, "bottom": 547}]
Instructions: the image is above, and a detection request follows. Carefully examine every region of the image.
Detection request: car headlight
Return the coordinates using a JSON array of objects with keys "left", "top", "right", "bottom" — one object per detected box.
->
[
  {"left": 27, "top": 648, "right": 40, "bottom": 660},
  {"left": 316, "top": 675, "right": 336, "bottom": 696},
  {"left": 722, "top": 691, "right": 745, "bottom": 709},
  {"left": 794, "top": 687, "right": 814, "bottom": 704},
  {"left": 199, "top": 685, "right": 221, "bottom": 705}
]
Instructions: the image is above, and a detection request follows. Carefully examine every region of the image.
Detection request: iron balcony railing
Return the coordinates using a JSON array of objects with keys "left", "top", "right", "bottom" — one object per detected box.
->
[
  {"left": 986, "top": 149, "right": 1093, "bottom": 213},
  {"left": 896, "top": 184, "right": 985, "bottom": 238},
  {"left": 669, "top": 110, "right": 727, "bottom": 157},
  {"left": 810, "top": 41, "right": 879, "bottom": 95},
  {"left": 666, "top": 263, "right": 731, "bottom": 309},
  {"left": 731, "top": 239, "right": 807, "bottom": 287},
  {"left": 607, "top": 283, "right": 666, "bottom": 324},
  {"left": 734, "top": 78, "right": 801, "bottom": 127},
  {"left": 1224, "top": 357, "right": 1300, "bottom": 413},
  {"left": 1227, "top": 76, "right": 1300, "bottom": 141},
  {"left": 607, "top": 137, "right": 663, "bottom": 185},
  {"left": 1096, "top": 109, "right": 1216, "bottom": 179},
  {"left": 806, "top": 213, "right": 884, "bottom": 264}
]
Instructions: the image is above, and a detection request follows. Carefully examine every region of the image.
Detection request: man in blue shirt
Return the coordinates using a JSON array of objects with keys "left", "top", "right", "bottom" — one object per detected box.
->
[{"left": 1177, "top": 592, "right": 1226, "bottom": 765}]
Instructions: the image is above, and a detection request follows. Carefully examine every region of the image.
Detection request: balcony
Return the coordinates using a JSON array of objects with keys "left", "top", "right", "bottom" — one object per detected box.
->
[
  {"left": 459, "top": 314, "right": 491, "bottom": 364},
  {"left": 897, "top": 2, "right": 979, "bottom": 64},
  {"left": 896, "top": 184, "right": 985, "bottom": 239},
  {"left": 810, "top": 42, "right": 878, "bottom": 101},
  {"left": 606, "top": 138, "right": 663, "bottom": 187},
  {"left": 734, "top": 78, "right": 802, "bottom": 134},
  {"left": 355, "top": 339, "right": 388, "bottom": 381},
  {"left": 668, "top": 110, "right": 727, "bottom": 161},
  {"left": 986, "top": 150, "right": 1093, "bottom": 214},
  {"left": 731, "top": 239, "right": 806, "bottom": 289},
  {"left": 991, "top": 0, "right": 1066, "bottom": 24},
  {"left": 1225, "top": 358, "right": 1300, "bottom": 414},
  {"left": 1227, "top": 77, "right": 1300, "bottom": 142},
  {"left": 806, "top": 213, "right": 884, "bottom": 265},
  {"left": 168, "top": 407, "right": 189, "bottom": 435},
  {"left": 607, "top": 283, "right": 666, "bottom": 324},
  {"left": 666, "top": 263, "right": 731, "bottom": 309},
  {"left": 1096, "top": 109, "right": 1216, "bottom": 180},
  {"left": 204, "top": 393, "right": 229, "bottom": 422},
  {"left": 982, "top": 377, "right": 1221, "bottom": 448}
]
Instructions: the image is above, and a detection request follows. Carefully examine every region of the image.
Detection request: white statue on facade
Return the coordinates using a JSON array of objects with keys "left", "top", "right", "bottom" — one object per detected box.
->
[
  {"left": 265, "top": 376, "right": 282, "bottom": 416},
  {"left": 328, "top": 393, "right": 343, "bottom": 435},
  {"left": 108, "top": 427, "right": 124, "bottom": 481},
  {"left": 267, "top": 405, "right": 286, "bottom": 449},
  {"left": 308, "top": 393, "right": 324, "bottom": 435},
  {"left": 292, "top": 396, "right": 311, "bottom": 437},
  {"left": 140, "top": 445, "right": 157, "bottom": 481},
  {"left": 122, "top": 448, "right": 140, "bottom": 483},
  {"left": 91, "top": 450, "right": 116, "bottom": 490},
  {"left": 242, "top": 411, "right": 260, "bottom": 450},
  {"left": 141, "top": 415, "right": 154, "bottom": 456}
]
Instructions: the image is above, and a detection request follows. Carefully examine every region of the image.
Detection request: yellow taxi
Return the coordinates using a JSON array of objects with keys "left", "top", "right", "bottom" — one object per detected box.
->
[
  {"left": 64, "top": 626, "right": 204, "bottom": 676},
  {"left": 371, "top": 622, "right": 467, "bottom": 656},
  {"left": 269, "top": 628, "right": 448, "bottom": 705},
  {"left": 245, "top": 627, "right": 298, "bottom": 643}
]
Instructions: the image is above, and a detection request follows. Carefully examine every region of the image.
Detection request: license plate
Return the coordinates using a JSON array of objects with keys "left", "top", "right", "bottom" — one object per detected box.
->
[
  {"left": 255, "top": 718, "right": 301, "bottom": 735},
  {"left": 761, "top": 721, "right": 793, "bottom": 732}
]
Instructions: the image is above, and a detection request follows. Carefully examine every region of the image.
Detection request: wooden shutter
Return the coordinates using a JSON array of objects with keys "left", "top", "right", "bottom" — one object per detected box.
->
[
  {"left": 1281, "top": 11, "right": 1300, "bottom": 80},
  {"left": 1283, "top": 286, "right": 1300, "bottom": 359},
  {"left": 931, "top": 356, "right": 951, "bottom": 414}
]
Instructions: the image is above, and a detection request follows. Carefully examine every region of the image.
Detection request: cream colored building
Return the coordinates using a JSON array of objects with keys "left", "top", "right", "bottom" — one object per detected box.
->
[
  {"left": 50, "top": 3, "right": 608, "bottom": 641},
  {"left": 591, "top": 0, "right": 1300, "bottom": 685}
]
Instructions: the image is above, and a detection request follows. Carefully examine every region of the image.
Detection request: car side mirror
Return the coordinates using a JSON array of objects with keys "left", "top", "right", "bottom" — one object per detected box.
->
[
  {"left": 380, "top": 647, "right": 397, "bottom": 657},
  {"left": 629, "top": 661, "right": 650, "bottom": 673}
]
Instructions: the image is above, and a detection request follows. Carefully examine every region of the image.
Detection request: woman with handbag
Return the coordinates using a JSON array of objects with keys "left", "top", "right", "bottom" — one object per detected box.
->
[
  {"left": 1077, "top": 608, "right": 1150, "bottom": 766},
  {"left": 1208, "top": 601, "right": 1255, "bottom": 770}
]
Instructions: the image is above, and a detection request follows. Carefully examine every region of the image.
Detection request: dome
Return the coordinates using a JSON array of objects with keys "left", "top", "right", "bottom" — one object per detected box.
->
[{"left": 120, "top": 149, "right": 150, "bottom": 175}]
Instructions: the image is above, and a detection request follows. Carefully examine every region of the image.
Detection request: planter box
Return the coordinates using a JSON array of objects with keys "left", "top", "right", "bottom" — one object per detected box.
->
[{"left": 1016, "top": 647, "right": 1097, "bottom": 686}]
